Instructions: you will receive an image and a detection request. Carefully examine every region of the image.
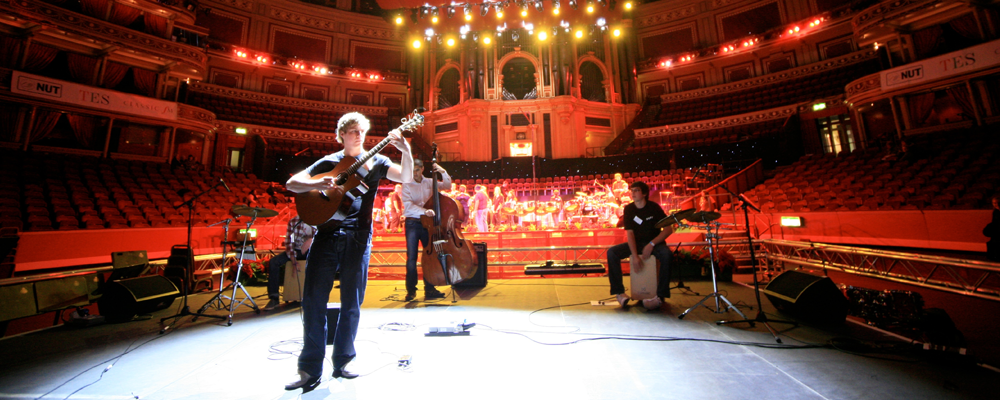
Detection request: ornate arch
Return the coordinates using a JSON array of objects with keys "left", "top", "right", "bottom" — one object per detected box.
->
[
  {"left": 432, "top": 61, "right": 462, "bottom": 110},
  {"left": 496, "top": 50, "right": 543, "bottom": 100},
  {"left": 577, "top": 55, "right": 613, "bottom": 102}
]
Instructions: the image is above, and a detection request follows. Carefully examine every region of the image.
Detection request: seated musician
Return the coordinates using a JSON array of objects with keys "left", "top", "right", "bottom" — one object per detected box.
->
[
  {"left": 611, "top": 173, "right": 629, "bottom": 201},
  {"left": 606, "top": 181, "right": 673, "bottom": 310}
]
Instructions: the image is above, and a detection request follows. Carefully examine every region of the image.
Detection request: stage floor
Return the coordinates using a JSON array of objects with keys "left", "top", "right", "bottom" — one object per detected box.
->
[{"left": 0, "top": 276, "right": 996, "bottom": 400}]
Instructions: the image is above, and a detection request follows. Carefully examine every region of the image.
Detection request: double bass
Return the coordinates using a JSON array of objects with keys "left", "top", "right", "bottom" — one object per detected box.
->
[{"left": 421, "top": 143, "right": 478, "bottom": 286}]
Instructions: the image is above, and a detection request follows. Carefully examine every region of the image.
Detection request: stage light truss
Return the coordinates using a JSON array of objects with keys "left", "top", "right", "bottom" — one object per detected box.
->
[{"left": 762, "top": 239, "right": 1000, "bottom": 302}]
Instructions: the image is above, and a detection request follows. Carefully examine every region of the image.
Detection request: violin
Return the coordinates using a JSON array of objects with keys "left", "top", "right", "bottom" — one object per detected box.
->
[{"left": 421, "top": 143, "right": 478, "bottom": 286}]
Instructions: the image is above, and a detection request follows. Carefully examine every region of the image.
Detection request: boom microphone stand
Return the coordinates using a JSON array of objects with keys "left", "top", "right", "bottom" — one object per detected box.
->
[
  {"left": 714, "top": 186, "right": 796, "bottom": 343},
  {"left": 160, "top": 181, "right": 228, "bottom": 333}
]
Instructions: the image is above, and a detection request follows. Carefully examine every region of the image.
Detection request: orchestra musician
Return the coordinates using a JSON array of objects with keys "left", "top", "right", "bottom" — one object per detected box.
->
[
  {"left": 401, "top": 159, "right": 451, "bottom": 301},
  {"left": 385, "top": 184, "right": 403, "bottom": 232},
  {"left": 611, "top": 173, "right": 629, "bottom": 201}
]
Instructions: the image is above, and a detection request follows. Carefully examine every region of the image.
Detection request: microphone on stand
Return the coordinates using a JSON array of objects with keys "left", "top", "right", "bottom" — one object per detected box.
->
[
  {"left": 220, "top": 178, "right": 232, "bottom": 192},
  {"left": 738, "top": 193, "right": 761, "bottom": 212}
]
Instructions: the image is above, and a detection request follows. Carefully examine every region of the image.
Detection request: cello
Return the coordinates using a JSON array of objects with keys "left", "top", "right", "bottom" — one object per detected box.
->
[{"left": 421, "top": 143, "right": 478, "bottom": 286}]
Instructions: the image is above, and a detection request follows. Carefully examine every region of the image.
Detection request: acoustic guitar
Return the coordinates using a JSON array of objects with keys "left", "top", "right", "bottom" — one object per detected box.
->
[{"left": 295, "top": 110, "right": 425, "bottom": 226}]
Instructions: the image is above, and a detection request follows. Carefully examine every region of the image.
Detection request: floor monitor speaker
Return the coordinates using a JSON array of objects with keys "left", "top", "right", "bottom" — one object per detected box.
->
[
  {"left": 762, "top": 270, "right": 848, "bottom": 325},
  {"left": 454, "top": 242, "right": 488, "bottom": 288},
  {"left": 98, "top": 275, "right": 179, "bottom": 322}
]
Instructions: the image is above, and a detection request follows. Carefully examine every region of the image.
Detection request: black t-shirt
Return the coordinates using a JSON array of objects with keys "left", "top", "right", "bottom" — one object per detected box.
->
[
  {"left": 622, "top": 201, "right": 667, "bottom": 246},
  {"left": 305, "top": 151, "right": 391, "bottom": 229}
]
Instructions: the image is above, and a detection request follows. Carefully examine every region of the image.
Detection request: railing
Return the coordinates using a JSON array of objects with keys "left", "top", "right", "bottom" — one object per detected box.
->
[
  {"left": 762, "top": 239, "right": 1000, "bottom": 302},
  {"left": 603, "top": 98, "right": 653, "bottom": 155}
]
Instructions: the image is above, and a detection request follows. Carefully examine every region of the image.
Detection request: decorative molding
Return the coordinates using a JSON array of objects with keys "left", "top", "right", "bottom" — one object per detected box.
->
[
  {"left": 216, "top": 120, "right": 339, "bottom": 142},
  {"left": 852, "top": 0, "right": 940, "bottom": 39},
  {"left": 635, "top": 104, "right": 798, "bottom": 138},
  {"left": 218, "top": 0, "right": 255, "bottom": 11},
  {"left": 660, "top": 49, "right": 877, "bottom": 103},
  {"left": 178, "top": 104, "right": 217, "bottom": 126},
  {"left": 711, "top": 0, "right": 746, "bottom": 8},
  {"left": 634, "top": 5, "right": 698, "bottom": 28},
  {"left": 348, "top": 25, "right": 401, "bottom": 41},
  {"left": 189, "top": 81, "right": 388, "bottom": 116},
  {"left": 845, "top": 73, "right": 881, "bottom": 98},
  {"left": 269, "top": 5, "right": 337, "bottom": 31},
  {"left": 5, "top": 0, "right": 207, "bottom": 69}
]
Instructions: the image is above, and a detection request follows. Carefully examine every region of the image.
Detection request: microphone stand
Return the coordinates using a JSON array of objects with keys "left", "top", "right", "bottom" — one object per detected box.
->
[
  {"left": 160, "top": 181, "right": 228, "bottom": 333},
  {"left": 200, "top": 217, "right": 233, "bottom": 312},
  {"left": 713, "top": 184, "right": 796, "bottom": 343}
]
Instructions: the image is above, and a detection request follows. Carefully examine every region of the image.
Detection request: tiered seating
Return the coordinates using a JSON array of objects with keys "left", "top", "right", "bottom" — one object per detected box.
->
[
  {"left": 267, "top": 137, "right": 401, "bottom": 160},
  {"left": 652, "top": 60, "right": 881, "bottom": 126},
  {"left": 739, "top": 132, "right": 1000, "bottom": 212},
  {"left": 189, "top": 91, "right": 390, "bottom": 136},
  {"left": 627, "top": 119, "right": 785, "bottom": 154},
  {"left": 0, "top": 151, "right": 291, "bottom": 232}
]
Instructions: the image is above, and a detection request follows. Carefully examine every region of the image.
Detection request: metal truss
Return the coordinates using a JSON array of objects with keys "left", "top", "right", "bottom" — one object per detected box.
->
[{"left": 761, "top": 239, "right": 1000, "bottom": 302}]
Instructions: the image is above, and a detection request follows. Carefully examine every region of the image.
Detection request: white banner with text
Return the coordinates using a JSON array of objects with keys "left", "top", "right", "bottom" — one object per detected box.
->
[
  {"left": 11, "top": 71, "right": 178, "bottom": 120},
  {"left": 881, "top": 38, "right": 1000, "bottom": 92}
]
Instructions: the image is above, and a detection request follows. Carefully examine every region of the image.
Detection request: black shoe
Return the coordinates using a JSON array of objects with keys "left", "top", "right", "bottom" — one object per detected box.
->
[
  {"left": 425, "top": 290, "right": 446, "bottom": 299},
  {"left": 332, "top": 366, "right": 359, "bottom": 379},
  {"left": 404, "top": 291, "right": 416, "bottom": 301},
  {"left": 284, "top": 372, "right": 320, "bottom": 392}
]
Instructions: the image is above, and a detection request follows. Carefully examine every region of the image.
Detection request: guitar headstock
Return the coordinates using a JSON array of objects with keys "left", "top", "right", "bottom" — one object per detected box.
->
[{"left": 398, "top": 109, "right": 426, "bottom": 133}]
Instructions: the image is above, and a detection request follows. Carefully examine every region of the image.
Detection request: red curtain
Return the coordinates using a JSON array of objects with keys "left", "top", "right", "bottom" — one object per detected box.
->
[
  {"left": 66, "top": 114, "right": 98, "bottom": 148},
  {"left": 907, "top": 92, "right": 936, "bottom": 127},
  {"left": 949, "top": 13, "right": 982, "bottom": 40},
  {"left": 67, "top": 53, "right": 99, "bottom": 84},
  {"left": 108, "top": 3, "right": 142, "bottom": 26},
  {"left": 29, "top": 109, "right": 61, "bottom": 144},
  {"left": 0, "top": 36, "right": 20, "bottom": 68},
  {"left": 0, "top": 105, "right": 20, "bottom": 143},
  {"left": 912, "top": 25, "right": 943, "bottom": 59},
  {"left": 133, "top": 68, "right": 158, "bottom": 97},
  {"left": 102, "top": 61, "right": 129, "bottom": 88},
  {"left": 144, "top": 13, "right": 170, "bottom": 39},
  {"left": 80, "top": 0, "right": 108, "bottom": 20},
  {"left": 947, "top": 85, "right": 976, "bottom": 121},
  {"left": 22, "top": 43, "right": 59, "bottom": 72}
]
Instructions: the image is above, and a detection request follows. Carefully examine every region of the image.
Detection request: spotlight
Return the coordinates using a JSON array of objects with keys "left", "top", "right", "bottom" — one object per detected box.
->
[
  {"left": 535, "top": 1, "right": 543, "bottom": 12},
  {"left": 496, "top": 4, "right": 503, "bottom": 18},
  {"left": 447, "top": 37, "right": 456, "bottom": 47},
  {"left": 481, "top": 4, "right": 490, "bottom": 17},
  {"left": 538, "top": 31, "right": 547, "bottom": 41},
  {"left": 483, "top": 36, "right": 491, "bottom": 45},
  {"left": 575, "top": 29, "right": 583, "bottom": 38},
  {"left": 624, "top": 1, "right": 632, "bottom": 10},
  {"left": 412, "top": 39, "right": 422, "bottom": 48},
  {"left": 569, "top": 0, "right": 577, "bottom": 9},
  {"left": 432, "top": 16, "right": 438, "bottom": 23},
  {"left": 612, "top": 28, "right": 620, "bottom": 37},
  {"left": 465, "top": 13, "right": 472, "bottom": 21},
  {"left": 446, "top": 6, "right": 455, "bottom": 18}
]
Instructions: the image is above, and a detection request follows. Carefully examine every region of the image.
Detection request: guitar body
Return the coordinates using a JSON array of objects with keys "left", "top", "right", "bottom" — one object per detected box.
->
[{"left": 295, "top": 157, "right": 370, "bottom": 226}]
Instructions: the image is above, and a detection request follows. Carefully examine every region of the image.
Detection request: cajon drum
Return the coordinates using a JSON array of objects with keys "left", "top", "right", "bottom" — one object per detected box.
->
[
  {"left": 282, "top": 260, "right": 307, "bottom": 302},
  {"left": 629, "top": 256, "right": 658, "bottom": 300}
]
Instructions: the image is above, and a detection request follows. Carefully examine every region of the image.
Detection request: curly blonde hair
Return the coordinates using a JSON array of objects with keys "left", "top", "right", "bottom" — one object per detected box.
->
[{"left": 335, "top": 112, "right": 371, "bottom": 144}]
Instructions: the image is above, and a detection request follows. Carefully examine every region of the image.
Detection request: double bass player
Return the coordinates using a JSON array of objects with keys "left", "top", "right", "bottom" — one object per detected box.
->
[{"left": 401, "top": 159, "right": 452, "bottom": 301}]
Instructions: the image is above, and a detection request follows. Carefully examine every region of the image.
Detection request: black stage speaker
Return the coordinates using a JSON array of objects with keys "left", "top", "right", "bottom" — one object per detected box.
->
[
  {"left": 98, "top": 275, "right": 179, "bottom": 322},
  {"left": 762, "top": 270, "right": 848, "bottom": 325},
  {"left": 454, "top": 242, "right": 488, "bottom": 288},
  {"left": 163, "top": 245, "right": 192, "bottom": 292}
]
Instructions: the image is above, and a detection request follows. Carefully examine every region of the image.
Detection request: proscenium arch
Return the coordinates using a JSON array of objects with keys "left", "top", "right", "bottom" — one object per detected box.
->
[
  {"left": 577, "top": 55, "right": 613, "bottom": 102},
  {"left": 496, "top": 50, "right": 543, "bottom": 100}
]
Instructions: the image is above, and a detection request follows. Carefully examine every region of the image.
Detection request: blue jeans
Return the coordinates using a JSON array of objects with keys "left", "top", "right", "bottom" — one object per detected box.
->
[
  {"left": 298, "top": 228, "right": 371, "bottom": 377},
  {"left": 606, "top": 242, "right": 673, "bottom": 299},
  {"left": 267, "top": 249, "right": 305, "bottom": 300},
  {"left": 404, "top": 218, "right": 437, "bottom": 293}
]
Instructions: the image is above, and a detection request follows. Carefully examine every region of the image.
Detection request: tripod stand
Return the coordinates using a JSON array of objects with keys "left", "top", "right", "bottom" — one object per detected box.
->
[
  {"left": 716, "top": 191, "right": 796, "bottom": 343},
  {"left": 678, "top": 219, "right": 749, "bottom": 321},
  {"left": 197, "top": 210, "right": 263, "bottom": 326},
  {"left": 160, "top": 182, "right": 228, "bottom": 333}
]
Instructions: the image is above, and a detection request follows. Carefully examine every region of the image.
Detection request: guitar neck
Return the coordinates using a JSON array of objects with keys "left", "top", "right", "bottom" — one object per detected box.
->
[{"left": 345, "top": 132, "right": 395, "bottom": 176}]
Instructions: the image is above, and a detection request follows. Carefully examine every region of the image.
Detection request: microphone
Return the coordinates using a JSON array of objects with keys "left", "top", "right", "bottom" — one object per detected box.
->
[
  {"left": 691, "top": 165, "right": 705, "bottom": 179},
  {"left": 738, "top": 193, "right": 761, "bottom": 212},
  {"left": 220, "top": 178, "right": 232, "bottom": 192}
]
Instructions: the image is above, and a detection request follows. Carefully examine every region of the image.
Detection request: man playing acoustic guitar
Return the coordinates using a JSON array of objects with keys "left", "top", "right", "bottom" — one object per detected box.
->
[{"left": 284, "top": 111, "right": 415, "bottom": 392}]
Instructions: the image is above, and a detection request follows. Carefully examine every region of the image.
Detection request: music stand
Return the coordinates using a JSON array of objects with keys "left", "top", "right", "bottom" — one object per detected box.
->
[
  {"left": 160, "top": 182, "right": 228, "bottom": 333},
  {"left": 678, "top": 216, "right": 749, "bottom": 321},
  {"left": 714, "top": 187, "right": 797, "bottom": 343}
]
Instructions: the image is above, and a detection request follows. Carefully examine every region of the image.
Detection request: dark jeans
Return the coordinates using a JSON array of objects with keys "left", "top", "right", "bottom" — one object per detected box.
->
[
  {"left": 297, "top": 228, "right": 371, "bottom": 377},
  {"left": 267, "top": 249, "right": 306, "bottom": 300},
  {"left": 606, "top": 242, "right": 673, "bottom": 299},
  {"left": 404, "top": 218, "right": 437, "bottom": 293}
]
